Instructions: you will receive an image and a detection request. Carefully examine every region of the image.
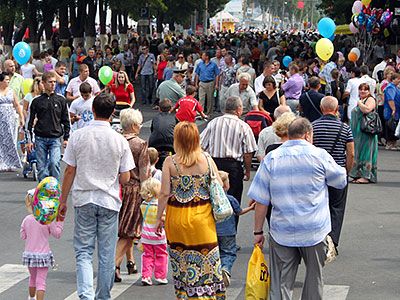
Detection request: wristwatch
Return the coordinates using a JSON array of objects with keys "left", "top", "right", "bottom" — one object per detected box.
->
[{"left": 253, "top": 230, "right": 264, "bottom": 236}]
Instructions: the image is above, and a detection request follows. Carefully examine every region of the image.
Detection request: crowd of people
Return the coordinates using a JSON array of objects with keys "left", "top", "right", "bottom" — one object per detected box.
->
[{"left": 0, "top": 29, "right": 399, "bottom": 300}]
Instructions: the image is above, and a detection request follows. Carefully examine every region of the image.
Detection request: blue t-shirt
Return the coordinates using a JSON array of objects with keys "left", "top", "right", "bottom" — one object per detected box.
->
[
  {"left": 384, "top": 83, "right": 400, "bottom": 121},
  {"left": 216, "top": 194, "right": 242, "bottom": 236},
  {"left": 195, "top": 60, "right": 220, "bottom": 82}
]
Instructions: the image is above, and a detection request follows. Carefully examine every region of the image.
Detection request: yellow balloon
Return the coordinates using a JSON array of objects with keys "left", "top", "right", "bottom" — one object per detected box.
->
[
  {"left": 21, "top": 78, "right": 34, "bottom": 95},
  {"left": 361, "top": 0, "right": 371, "bottom": 6},
  {"left": 316, "top": 38, "right": 334, "bottom": 61}
]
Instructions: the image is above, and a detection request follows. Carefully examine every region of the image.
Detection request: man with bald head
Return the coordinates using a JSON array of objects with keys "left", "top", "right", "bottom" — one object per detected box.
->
[
  {"left": 4, "top": 59, "right": 24, "bottom": 101},
  {"left": 312, "top": 96, "right": 354, "bottom": 254}
]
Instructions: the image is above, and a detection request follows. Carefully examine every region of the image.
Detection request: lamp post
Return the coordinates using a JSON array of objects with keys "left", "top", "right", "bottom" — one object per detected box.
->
[
  {"left": 204, "top": 0, "right": 208, "bottom": 35},
  {"left": 282, "top": 1, "right": 287, "bottom": 29}
]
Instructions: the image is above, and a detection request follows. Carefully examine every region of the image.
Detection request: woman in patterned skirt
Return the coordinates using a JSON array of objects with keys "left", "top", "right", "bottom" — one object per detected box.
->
[
  {"left": 0, "top": 72, "right": 24, "bottom": 172},
  {"left": 156, "top": 121, "right": 226, "bottom": 299}
]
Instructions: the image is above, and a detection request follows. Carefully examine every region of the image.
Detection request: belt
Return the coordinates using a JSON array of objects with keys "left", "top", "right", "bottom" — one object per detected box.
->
[
  {"left": 200, "top": 80, "right": 214, "bottom": 83},
  {"left": 212, "top": 157, "right": 241, "bottom": 163}
]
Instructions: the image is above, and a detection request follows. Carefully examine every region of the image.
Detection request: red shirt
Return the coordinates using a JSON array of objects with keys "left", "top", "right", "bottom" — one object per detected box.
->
[
  {"left": 175, "top": 95, "right": 203, "bottom": 122},
  {"left": 157, "top": 61, "right": 168, "bottom": 80},
  {"left": 110, "top": 83, "right": 134, "bottom": 104}
]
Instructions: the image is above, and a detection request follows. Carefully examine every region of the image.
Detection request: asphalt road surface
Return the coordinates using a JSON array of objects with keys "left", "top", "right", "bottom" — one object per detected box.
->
[{"left": 1, "top": 105, "right": 399, "bottom": 299}]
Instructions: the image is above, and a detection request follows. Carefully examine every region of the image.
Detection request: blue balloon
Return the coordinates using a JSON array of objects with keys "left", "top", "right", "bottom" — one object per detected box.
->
[
  {"left": 318, "top": 17, "right": 336, "bottom": 38},
  {"left": 12, "top": 42, "right": 31, "bottom": 65},
  {"left": 282, "top": 56, "right": 293, "bottom": 68},
  {"left": 328, "top": 34, "right": 335, "bottom": 41}
]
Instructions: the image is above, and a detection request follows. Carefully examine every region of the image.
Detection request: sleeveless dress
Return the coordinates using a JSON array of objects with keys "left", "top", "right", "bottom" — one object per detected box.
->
[
  {"left": 0, "top": 89, "right": 21, "bottom": 171},
  {"left": 118, "top": 135, "right": 150, "bottom": 238},
  {"left": 166, "top": 156, "right": 226, "bottom": 299},
  {"left": 349, "top": 101, "right": 378, "bottom": 182}
]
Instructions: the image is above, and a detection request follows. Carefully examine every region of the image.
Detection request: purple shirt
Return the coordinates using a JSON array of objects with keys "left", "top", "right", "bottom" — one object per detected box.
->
[{"left": 282, "top": 73, "right": 304, "bottom": 100}]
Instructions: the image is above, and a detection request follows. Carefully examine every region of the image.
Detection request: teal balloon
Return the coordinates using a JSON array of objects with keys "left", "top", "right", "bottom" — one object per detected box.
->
[
  {"left": 318, "top": 17, "right": 336, "bottom": 38},
  {"left": 282, "top": 56, "right": 293, "bottom": 68},
  {"left": 328, "top": 34, "right": 335, "bottom": 41},
  {"left": 98, "top": 66, "right": 113, "bottom": 85},
  {"left": 13, "top": 42, "right": 31, "bottom": 65}
]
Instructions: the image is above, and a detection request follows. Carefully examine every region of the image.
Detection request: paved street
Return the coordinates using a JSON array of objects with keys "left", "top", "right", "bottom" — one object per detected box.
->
[{"left": 1, "top": 106, "right": 399, "bottom": 299}]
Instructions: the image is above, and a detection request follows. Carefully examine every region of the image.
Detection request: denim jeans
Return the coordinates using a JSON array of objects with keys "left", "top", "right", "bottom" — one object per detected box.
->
[
  {"left": 140, "top": 74, "right": 154, "bottom": 104},
  {"left": 218, "top": 235, "right": 237, "bottom": 274},
  {"left": 35, "top": 136, "right": 61, "bottom": 182},
  {"left": 74, "top": 203, "right": 118, "bottom": 300}
]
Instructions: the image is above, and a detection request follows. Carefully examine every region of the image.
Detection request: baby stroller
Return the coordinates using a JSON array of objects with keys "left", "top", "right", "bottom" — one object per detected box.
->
[
  {"left": 19, "top": 130, "right": 38, "bottom": 181},
  {"left": 245, "top": 110, "right": 273, "bottom": 168},
  {"left": 111, "top": 102, "right": 131, "bottom": 133}
]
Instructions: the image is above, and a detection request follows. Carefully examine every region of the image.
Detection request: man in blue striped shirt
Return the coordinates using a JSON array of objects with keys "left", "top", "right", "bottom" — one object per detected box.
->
[{"left": 249, "top": 117, "right": 347, "bottom": 300}]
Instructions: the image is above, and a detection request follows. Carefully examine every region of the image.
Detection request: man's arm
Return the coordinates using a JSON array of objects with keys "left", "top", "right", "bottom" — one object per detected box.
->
[
  {"left": 253, "top": 202, "right": 268, "bottom": 247},
  {"left": 58, "top": 164, "right": 76, "bottom": 221},
  {"left": 119, "top": 171, "right": 130, "bottom": 185},
  {"left": 243, "top": 152, "right": 254, "bottom": 181},
  {"left": 345, "top": 141, "right": 355, "bottom": 174}
]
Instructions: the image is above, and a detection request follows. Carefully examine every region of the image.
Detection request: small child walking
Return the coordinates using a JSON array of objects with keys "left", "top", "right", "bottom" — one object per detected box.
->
[
  {"left": 217, "top": 171, "right": 255, "bottom": 287},
  {"left": 139, "top": 178, "right": 168, "bottom": 286},
  {"left": 21, "top": 189, "right": 64, "bottom": 300},
  {"left": 170, "top": 85, "right": 208, "bottom": 122},
  {"left": 148, "top": 147, "right": 162, "bottom": 182}
]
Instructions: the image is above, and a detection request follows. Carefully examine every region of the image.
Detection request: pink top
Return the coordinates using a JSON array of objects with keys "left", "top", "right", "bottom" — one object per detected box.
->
[{"left": 20, "top": 214, "right": 64, "bottom": 254}]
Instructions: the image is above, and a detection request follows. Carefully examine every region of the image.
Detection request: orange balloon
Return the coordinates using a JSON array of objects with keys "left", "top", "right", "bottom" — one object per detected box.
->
[{"left": 348, "top": 52, "right": 358, "bottom": 62}]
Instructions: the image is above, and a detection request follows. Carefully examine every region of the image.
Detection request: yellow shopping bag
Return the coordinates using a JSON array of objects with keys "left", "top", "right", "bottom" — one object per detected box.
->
[{"left": 245, "top": 245, "right": 270, "bottom": 300}]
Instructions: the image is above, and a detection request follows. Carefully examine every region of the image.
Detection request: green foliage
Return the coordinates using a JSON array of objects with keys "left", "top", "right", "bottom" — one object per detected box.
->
[{"left": 317, "top": 0, "right": 354, "bottom": 24}]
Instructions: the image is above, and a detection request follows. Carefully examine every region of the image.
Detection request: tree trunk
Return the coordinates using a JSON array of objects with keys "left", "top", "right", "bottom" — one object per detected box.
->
[
  {"left": 58, "top": 2, "right": 70, "bottom": 41},
  {"left": 85, "top": 0, "right": 97, "bottom": 50},
  {"left": 156, "top": 10, "right": 164, "bottom": 34},
  {"left": 25, "top": 0, "right": 40, "bottom": 46},
  {"left": 119, "top": 11, "right": 128, "bottom": 45},
  {"left": 70, "top": 0, "right": 86, "bottom": 48},
  {"left": 111, "top": 9, "right": 118, "bottom": 42},
  {"left": 98, "top": 0, "right": 108, "bottom": 48}
]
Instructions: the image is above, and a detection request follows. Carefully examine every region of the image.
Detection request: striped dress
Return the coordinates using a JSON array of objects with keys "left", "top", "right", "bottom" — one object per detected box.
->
[{"left": 165, "top": 156, "right": 225, "bottom": 300}]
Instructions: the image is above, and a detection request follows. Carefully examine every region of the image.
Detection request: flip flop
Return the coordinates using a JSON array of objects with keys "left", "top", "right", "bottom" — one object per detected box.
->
[{"left": 351, "top": 179, "right": 369, "bottom": 184}]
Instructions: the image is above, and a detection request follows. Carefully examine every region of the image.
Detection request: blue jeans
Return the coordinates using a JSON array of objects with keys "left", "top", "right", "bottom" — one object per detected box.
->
[
  {"left": 140, "top": 74, "right": 154, "bottom": 104},
  {"left": 35, "top": 136, "right": 61, "bottom": 182},
  {"left": 74, "top": 203, "right": 118, "bottom": 300},
  {"left": 218, "top": 235, "right": 237, "bottom": 274}
]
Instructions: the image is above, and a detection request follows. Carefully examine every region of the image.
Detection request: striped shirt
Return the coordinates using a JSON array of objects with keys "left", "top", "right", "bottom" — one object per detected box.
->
[
  {"left": 248, "top": 140, "right": 347, "bottom": 247},
  {"left": 200, "top": 114, "right": 257, "bottom": 161},
  {"left": 140, "top": 199, "right": 166, "bottom": 245},
  {"left": 312, "top": 115, "right": 353, "bottom": 167}
]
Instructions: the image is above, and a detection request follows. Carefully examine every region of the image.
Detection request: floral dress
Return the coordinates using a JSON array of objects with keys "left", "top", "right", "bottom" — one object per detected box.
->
[
  {"left": 0, "top": 89, "right": 21, "bottom": 171},
  {"left": 165, "top": 156, "right": 226, "bottom": 300}
]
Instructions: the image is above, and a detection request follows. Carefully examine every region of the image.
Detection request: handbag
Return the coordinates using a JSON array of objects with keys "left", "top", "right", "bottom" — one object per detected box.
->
[
  {"left": 360, "top": 99, "right": 382, "bottom": 135},
  {"left": 205, "top": 154, "right": 233, "bottom": 223}
]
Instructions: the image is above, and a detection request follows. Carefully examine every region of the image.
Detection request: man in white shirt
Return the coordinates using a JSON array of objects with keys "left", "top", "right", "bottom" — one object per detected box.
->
[
  {"left": 59, "top": 93, "right": 135, "bottom": 300},
  {"left": 225, "top": 73, "right": 258, "bottom": 115},
  {"left": 372, "top": 56, "right": 390, "bottom": 81},
  {"left": 359, "top": 65, "right": 376, "bottom": 98},
  {"left": 66, "top": 64, "right": 100, "bottom": 102},
  {"left": 343, "top": 67, "right": 362, "bottom": 120},
  {"left": 255, "top": 61, "right": 276, "bottom": 95}
]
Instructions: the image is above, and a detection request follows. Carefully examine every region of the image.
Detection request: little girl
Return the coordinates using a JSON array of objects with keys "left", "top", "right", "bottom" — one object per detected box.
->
[
  {"left": 43, "top": 56, "right": 53, "bottom": 73},
  {"left": 139, "top": 178, "right": 168, "bottom": 286},
  {"left": 21, "top": 189, "right": 64, "bottom": 300}
]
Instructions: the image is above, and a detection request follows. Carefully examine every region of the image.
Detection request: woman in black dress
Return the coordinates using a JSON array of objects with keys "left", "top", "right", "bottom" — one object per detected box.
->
[{"left": 257, "top": 75, "right": 286, "bottom": 119}]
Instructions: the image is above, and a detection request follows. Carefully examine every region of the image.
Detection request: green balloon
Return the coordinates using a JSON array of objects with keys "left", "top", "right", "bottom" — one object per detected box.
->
[{"left": 99, "top": 66, "right": 113, "bottom": 85}]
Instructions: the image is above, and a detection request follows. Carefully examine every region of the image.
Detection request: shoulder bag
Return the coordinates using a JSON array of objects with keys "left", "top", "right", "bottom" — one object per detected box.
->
[
  {"left": 360, "top": 98, "right": 382, "bottom": 135},
  {"left": 305, "top": 92, "right": 322, "bottom": 117},
  {"left": 205, "top": 153, "right": 233, "bottom": 223}
]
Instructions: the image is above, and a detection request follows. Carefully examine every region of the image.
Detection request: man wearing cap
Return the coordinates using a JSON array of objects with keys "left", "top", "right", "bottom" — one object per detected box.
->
[
  {"left": 136, "top": 46, "right": 156, "bottom": 105},
  {"left": 156, "top": 68, "right": 186, "bottom": 105}
]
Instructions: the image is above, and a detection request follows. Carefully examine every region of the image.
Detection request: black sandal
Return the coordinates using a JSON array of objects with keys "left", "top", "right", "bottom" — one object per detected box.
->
[
  {"left": 114, "top": 266, "right": 122, "bottom": 282},
  {"left": 126, "top": 261, "right": 138, "bottom": 274}
]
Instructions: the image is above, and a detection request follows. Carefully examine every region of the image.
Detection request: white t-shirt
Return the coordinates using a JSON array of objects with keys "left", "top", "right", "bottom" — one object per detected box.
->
[
  {"left": 69, "top": 96, "right": 94, "bottom": 129},
  {"left": 345, "top": 77, "right": 363, "bottom": 120},
  {"left": 63, "top": 120, "right": 135, "bottom": 211},
  {"left": 21, "top": 64, "right": 35, "bottom": 79},
  {"left": 255, "top": 74, "right": 277, "bottom": 95},
  {"left": 66, "top": 76, "right": 100, "bottom": 97}
]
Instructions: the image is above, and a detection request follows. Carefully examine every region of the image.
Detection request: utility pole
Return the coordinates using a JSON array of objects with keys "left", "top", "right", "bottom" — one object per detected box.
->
[{"left": 204, "top": 0, "right": 208, "bottom": 35}]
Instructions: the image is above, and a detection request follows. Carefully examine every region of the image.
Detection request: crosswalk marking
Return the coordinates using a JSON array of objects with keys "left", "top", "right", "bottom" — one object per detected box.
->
[
  {"left": 323, "top": 285, "right": 350, "bottom": 299},
  {"left": 0, "top": 264, "right": 29, "bottom": 294},
  {"left": 64, "top": 272, "right": 141, "bottom": 300}
]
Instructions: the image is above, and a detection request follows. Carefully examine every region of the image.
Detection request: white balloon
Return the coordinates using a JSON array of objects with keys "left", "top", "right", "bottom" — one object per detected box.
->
[{"left": 350, "top": 47, "right": 361, "bottom": 59}]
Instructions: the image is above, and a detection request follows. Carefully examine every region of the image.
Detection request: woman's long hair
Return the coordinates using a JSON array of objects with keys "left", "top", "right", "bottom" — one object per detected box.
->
[
  {"left": 173, "top": 122, "right": 202, "bottom": 167},
  {"left": 115, "top": 71, "right": 131, "bottom": 91}
]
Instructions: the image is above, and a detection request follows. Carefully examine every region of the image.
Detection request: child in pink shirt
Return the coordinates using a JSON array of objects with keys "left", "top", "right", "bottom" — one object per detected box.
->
[
  {"left": 21, "top": 189, "right": 64, "bottom": 300},
  {"left": 139, "top": 178, "right": 168, "bottom": 286}
]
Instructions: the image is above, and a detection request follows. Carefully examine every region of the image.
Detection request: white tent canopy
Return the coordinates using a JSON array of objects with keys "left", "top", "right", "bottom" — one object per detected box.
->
[{"left": 211, "top": 11, "right": 239, "bottom": 23}]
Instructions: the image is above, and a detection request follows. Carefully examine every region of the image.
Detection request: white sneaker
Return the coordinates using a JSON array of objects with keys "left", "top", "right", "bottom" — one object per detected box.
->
[
  {"left": 141, "top": 277, "right": 153, "bottom": 286},
  {"left": 155, "top": 278, "right": 168, "bottom": 285},
  {"left": 222, "top": 269, "right": 231, "bottom": 287}
]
